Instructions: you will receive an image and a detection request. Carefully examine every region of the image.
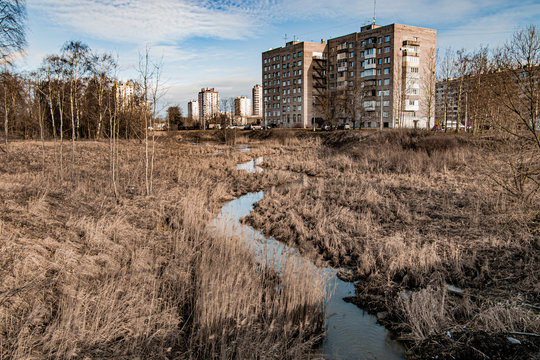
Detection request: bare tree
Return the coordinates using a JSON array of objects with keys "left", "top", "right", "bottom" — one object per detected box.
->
[
  {"left": 493, "top": 25, "right": 540, "bottom": 148},
  {"left": 89, "top": 52, "right": 116, "bottom": 140},
  {"left": 62, "top": 41, "right": 89, "bottom": 158},
  {"left": 0, "top": 0, "right": 26, "bottom": 65},
  {"left": 438, "top": 48, "right": 456, "bottom": 132},
  {"left": 421, "top": 48, "right": 437, "bottom": 131},
  {"left": 344, "top": 82, "right": 365, "bottom": 129},
  {"left": 453, "top": 49, "right": 469, "bottom": 133}
]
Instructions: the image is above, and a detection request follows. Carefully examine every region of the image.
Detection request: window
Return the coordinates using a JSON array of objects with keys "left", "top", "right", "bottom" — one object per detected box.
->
[
  {"left": 349, "top": 43, "right": 354, "bottom": 48},
  {"left": 264, "top": 58, "right": 267, "bottom": 64},
  {"left": 293, "top": 88, "right": 296, "bottom": 93},
  {"left": 385, "top": 46, "right": 391, "bottom": 53},
  {"left": 361, "top": 40, "right": 366, "bottom": 46},
  {"left": 298, "top": 78, "right": 302, "bottom": 84},
  {"left": 298, "top": 69, "right": 302, "bottom": 75},
  {"left": 264, "top": 74, "right": 267, "bottom": 79},
  {"left": 264, "top": 81, "right": 267, "bottom": 86},
  {"left": 349, "top": 52, "right": 354, "bottom": 58},
  {"left": 298, "top": 51, "right": 302, "bottom": 57},
  {"left": 293, "top": 61, "right": 296, "bottom": 67},
  {"left": 378, "top": 37, "right": 382, "bottom": 43},
  {"left": 282, "top": 64, "right": 286, "bottom": 69},
  {"left": 287, "top": 54, "right": 290, "bottom": 60},
  {"left": 298, "top": 105, "right": 302, "bottom": 110},
  {"left": 384, "top": 78, "right": 390, "bottom": 85},
  {"left": 350, "top": 61, "right": 354, "bottom": 67},
  {"left": 383, "top": 112, "right": 389, "bottom": 118},
  {"left": 349, "top": 71, "right": 354, "bottom": 76},
  {"left": 293, "top": 79, "right": 296, "bottom": 85},
  {"left": 383, "top": 100, "right": 390, "bottom": 106},
  {"left": 293, "top": 53, "right": 296, "bottom": 58},
  {"left": 384, "top": 57, "right": 391, "bottom": 64},
  {"left": 384, "top": 35, "right": 391, "bottom": 42},
  {"left": 287, "top": 80, "right": 291, "bottom": 85},
  {"left": 298, "top": 60, "right": 302, "bottom": 66},
  {"left": 410, "top": 67, "right": 419, "bottom": 73},
  {"left": 329, "top": 65, "right": 334, "bottom": 71},
  {"left": 277, "top": 55, "right": 280, "bottom": 60},
  {"left": 378, "top": 59, "right": 382, "bottom": 65},
  {"left": 378, "top": 48, "right": 381, "bottom": 54},
  {"left": 378, "top": 79, "right": 382, "bottom": 86},
  {"left": 384, "top": 90, "right": 390, "bottom": 96},
  {"left": 384, "top": 68, "right": 390, "bottom": 74},
  {"left": 360, "top": 51, "right": 364, "bottom": 57}
]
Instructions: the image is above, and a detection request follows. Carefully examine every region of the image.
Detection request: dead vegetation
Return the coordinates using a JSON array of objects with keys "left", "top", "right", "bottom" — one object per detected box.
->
[
  {"left": 245, "top": 129, "right": 540, "bottom": 359},
  {"left": 0, "top": 139, "right": 326, "bottom": 359}
]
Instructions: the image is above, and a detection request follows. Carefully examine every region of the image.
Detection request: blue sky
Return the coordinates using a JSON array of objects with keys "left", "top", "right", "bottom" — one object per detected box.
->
[{"left": 18, "top": 0, "right": 540, "bottom": 115}]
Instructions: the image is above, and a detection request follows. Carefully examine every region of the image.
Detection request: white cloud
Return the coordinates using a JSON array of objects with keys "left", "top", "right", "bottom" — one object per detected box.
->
[{"left": 31, "top": 0, "right": 266, "bottom": 44}]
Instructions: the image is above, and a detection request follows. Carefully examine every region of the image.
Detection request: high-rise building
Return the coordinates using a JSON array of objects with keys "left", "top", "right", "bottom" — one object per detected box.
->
[
  {"left": 234, "top": 96, "right": 252, "bottom": 117},
  {"left": 187, "top": 100, "right": 199, "bottom": 120},
  {"left": 252, "top": 84, "right": 262, "bottom": 116},
  {"left": 114, "top": 81, "right": 134, "bottom": 108},
  {"left": 262, "top": 40, "right": 327, "bottom": 128},
  {"left": 262, "top": 23, "right": 437, "bottom": 128},
  {"left": 198, "top": 88, "right": 220, "bottom": 124}
]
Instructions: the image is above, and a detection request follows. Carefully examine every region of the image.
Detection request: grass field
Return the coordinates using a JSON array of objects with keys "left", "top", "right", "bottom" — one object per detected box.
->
[
  {"left": 1, "top": 129, "right": 538, "bottom": 359},
  {"left": 0, "top": 139, "right": 325, "bottom": 359}
]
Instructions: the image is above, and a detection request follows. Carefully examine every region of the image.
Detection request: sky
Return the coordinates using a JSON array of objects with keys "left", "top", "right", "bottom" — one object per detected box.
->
[{"left": 17, "top": 0, "right": 540, "bottom": 115}]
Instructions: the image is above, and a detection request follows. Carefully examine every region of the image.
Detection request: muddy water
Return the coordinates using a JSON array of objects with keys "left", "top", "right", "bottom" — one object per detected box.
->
[{"left": 210, "top": 157, "right": 405, "bottom": 360}]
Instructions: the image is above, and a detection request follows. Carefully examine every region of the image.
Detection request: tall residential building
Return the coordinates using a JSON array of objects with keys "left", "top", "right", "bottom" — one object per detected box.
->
[
  {"left": 234, "top": 96, "right": 252, "bottom": 117},
  {"left": 262, "top": 23, "right": 437, "bottom": 128},
  {"left": 262, "top": 40, "right": 327, "bottom": 128},
  {"left": 187, "top": 100, "right": 199, "bottom": 120},
  {"left": 252, "top": 84, "right": 263, "bottom": 116},
  {"left": 114, "top": 81, "right": 134, "bottom": 108},
  {"left": 198, "top": 88, "right": 220, "bottom": 123}
]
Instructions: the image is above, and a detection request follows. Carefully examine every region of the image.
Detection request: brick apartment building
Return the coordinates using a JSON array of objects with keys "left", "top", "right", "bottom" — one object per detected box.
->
[{"left": 262, "top": 23, "right": 437, "bottom": 128}]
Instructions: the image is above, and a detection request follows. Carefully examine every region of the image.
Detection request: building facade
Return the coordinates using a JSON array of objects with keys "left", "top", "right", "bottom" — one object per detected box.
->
[
  {"left": 252, "top": 84, "right": 263, "bottom": 116},
  {"left": 114, "top": 81, "right": 134, "bottom": 108},
  {"left": 198, "top": 88, "right": 220, "bottom": 125},
  {"left": 234, "top": 96, "right": 252, "bottom": 117},
  {"left": 262, "top": 40, "right": 327, "bottom": 128},
  {"left": 262, "top": 23, "right": 437, "bottom": 128},
  {"left": 187, "top": 99, "right": 199, "bottom": 121}
]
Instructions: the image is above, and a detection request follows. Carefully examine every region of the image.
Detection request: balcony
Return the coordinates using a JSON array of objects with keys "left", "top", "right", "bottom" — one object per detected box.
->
[
  {"left": 337, "top": 65, "right": 347, "bottom": 72},
  {"left": 403, "top": 55, "right": 419, "bottom": 65},
  {"left": 337, "top": 53, "right": 347, "bottom": 60},
  {"left": 365, "top": 52, "right": 376, "bottom": 59},
  {"left": 364, "top": 100, "right": 376, "bottom": 111},
  {"left": 403, "top": 40, "right": 420, "bottom": 47},
  {"left": 337, "top": 44, "right": 348, "bottom": 51},
  {"left": 364, "top": 62, "right": 376, "bottom": 69}
]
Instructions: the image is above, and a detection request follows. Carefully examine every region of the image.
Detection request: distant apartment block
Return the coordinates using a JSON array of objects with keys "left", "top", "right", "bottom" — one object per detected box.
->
[
  {"left": 114, "top": 81, "right": 134, "bottom": 108},
  {"left": 262, "top": 23, "right": 437, "bottom": 128},
  {"left": 234, "top": 96, "right": 252, "bottom": 117},
  {"left": 252, "top": 84, "right": 263, "bottom": 116},
  {"left": 188, "top": 99, "right": 199, "bottom": 120},
  {"left": 198, "top": 88, "right": 220, "bottom": 123}
]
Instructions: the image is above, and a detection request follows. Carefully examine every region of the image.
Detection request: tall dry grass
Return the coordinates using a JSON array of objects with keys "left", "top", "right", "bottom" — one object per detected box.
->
[
  {"left": 0, "top": 139, "right": 326, "bottom": 359},
  {"left": 245, "top": 130, "right": 540, "bottom": 356}
]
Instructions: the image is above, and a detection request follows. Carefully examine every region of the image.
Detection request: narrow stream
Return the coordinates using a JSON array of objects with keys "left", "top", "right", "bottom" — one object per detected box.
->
[{"left": 210, "top": 157, "right": 405, "bottom": 360}]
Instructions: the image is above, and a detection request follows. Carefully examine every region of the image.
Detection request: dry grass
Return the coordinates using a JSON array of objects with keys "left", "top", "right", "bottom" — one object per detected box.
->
[
  {"left": 244, "top": 130, "right": 540, "bottom": 357},
  {"left": 0, "top": 139, "right": 326, "bottom": 359}
]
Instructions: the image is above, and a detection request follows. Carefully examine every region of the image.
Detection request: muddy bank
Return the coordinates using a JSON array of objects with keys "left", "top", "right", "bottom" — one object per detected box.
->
[{"left": 244, "top": 131, "right": 540, "bottom": 359}]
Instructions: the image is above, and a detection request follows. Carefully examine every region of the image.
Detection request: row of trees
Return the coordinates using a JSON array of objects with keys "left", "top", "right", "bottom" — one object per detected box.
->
[{"left": 433, "top": 25, "right": 538, "bottom": 146}]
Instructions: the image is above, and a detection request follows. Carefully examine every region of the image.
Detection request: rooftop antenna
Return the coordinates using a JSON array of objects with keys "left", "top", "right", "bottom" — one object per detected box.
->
[
  {"left": 283, "top": 34, "right": 289, "bottom": 42},
  {"left": 293, "top": 35, "right": 297, "bottom": 42},
  {"left": 373, "top": 0, "right": 377, "bottom": 25},
  {"left": 373, "top": 0, "right": 376, "bottom": 24}
]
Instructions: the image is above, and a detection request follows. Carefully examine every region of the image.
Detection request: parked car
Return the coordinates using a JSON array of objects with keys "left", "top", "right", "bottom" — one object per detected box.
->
[
  {"left": 321, "top": 124, "right": 332, "bottom": 131},
  {"left": 337, "top": 123, "right": 351, "bottom": 130}
]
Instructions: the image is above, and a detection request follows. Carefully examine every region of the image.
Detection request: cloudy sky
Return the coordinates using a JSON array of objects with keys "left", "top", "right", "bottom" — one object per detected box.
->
[{"left": 19, "top": 0, "right": 539, "bottom": 115}]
